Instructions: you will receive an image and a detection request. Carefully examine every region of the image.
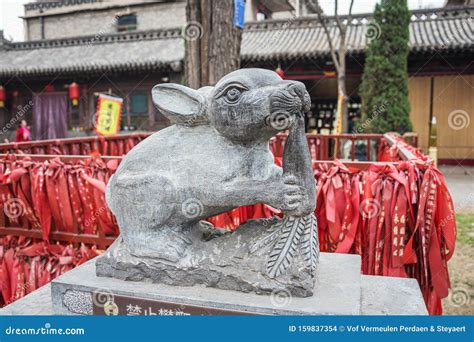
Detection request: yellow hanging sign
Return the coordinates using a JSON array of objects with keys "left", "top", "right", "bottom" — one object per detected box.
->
[
  {"left": 335, "top": 94, "right": 344, "bottom": 134},
  {"left": 95, "top": 94, "right": 122, "bottom": 136}
]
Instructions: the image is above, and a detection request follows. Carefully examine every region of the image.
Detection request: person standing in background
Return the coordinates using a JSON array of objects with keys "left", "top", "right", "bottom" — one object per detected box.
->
[{"left": 15, "top": 120, "right": 31, "bottom": 142}]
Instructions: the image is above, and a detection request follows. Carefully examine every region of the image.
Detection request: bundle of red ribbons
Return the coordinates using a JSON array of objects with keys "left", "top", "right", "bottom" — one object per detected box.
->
[
  {"left": 313, "top": 160, "right": 455, "bottom": 314},
  {"left": 0, "top": 236, "right": 99, "bottom": 307},
  {"left": 0, "top": 155, "right": 119, "bottom": 239}
]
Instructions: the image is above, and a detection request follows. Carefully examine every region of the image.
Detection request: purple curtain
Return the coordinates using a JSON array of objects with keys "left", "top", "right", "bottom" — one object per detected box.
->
[{"left": 33, "top": 93, "right": 68, "bottom": 140}]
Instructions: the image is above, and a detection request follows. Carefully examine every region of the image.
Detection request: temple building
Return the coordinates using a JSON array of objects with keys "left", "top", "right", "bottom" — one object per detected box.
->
[{"left": 0, "top": 0, "right": 472, "bottom": 164}]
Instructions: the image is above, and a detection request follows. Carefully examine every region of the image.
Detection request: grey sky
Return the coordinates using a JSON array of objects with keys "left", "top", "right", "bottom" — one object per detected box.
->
[{"left": 1, "top": 0, "right": 445, "bottom": 42}]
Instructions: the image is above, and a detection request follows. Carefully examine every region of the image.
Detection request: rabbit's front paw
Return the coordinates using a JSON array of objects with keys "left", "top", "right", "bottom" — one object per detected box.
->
[{"left": 270, "top": 175, "right": 303, "bottom": 212}]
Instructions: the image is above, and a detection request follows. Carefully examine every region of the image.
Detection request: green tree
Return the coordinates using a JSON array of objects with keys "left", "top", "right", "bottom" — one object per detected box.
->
[{"left": 359, "top": 0, "right": 412, "bottom": 134}]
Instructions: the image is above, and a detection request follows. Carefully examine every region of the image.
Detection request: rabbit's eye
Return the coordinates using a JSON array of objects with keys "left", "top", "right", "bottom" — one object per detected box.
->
[
  {"left": 215, "top": 83, "right": 248, "bottom": 103},
  {"left": 225, "top": 87, "right": 242, "bottom": 103}
]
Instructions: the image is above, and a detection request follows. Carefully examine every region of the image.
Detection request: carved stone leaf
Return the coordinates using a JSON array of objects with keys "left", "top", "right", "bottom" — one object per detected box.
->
[
  {"left": 249, "top": 220, "right": 283, "bottom": 255},
  {"left": 299, "top": 213, "right": 319, "bottom": 276},
  {"left": 266, "top": 216, "right": 305, "bottom": 278}
]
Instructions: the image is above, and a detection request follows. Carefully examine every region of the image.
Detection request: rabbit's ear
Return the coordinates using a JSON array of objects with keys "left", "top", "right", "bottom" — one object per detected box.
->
[{"left": 152, "top": 83, "right": 208, "bottom": 126}]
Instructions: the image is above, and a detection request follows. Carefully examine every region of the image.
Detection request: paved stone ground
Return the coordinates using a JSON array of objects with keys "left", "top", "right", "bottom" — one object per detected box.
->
[{"left": 439, "top": 166, "right": 474, "bottom": 214}]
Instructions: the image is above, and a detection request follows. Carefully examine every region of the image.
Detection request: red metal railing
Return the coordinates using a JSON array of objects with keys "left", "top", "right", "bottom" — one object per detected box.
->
[
  {"left": 272, "top": 133, "right": 384, "bottom": 161},
  {"left": 1, "top": 132, "right": 385, "bottom": 161},
  {"left": 0, "top": 133, "right": 149, "bottom": 156}
]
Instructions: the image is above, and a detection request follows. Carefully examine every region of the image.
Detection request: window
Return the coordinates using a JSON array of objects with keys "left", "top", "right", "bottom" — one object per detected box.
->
[
  {"left": 117, "top": 13, "right": 137, "bottom": 32},
  {"left": 130, "top": 92, "right": 148, "bottom": 116}
]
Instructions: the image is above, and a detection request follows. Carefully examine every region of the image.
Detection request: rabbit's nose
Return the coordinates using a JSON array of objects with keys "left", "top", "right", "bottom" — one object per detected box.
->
[
  {"left": 283, "top": 81, "right": 311, "bottom": 112},
  {"left": 284, "top": 81, "right": 305, "bottom": 98}
]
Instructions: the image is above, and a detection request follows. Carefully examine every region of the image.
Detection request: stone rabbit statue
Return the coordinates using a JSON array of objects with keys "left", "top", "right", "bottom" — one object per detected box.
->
[{"left": 99, "top": 68, "right": 318, "bottom": 296}]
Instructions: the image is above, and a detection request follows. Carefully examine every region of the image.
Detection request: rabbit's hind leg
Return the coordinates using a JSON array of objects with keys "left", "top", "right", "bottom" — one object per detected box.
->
[
  {"left": 107, "top": 174, "right": 189, "bottom": 262},
  {"left": 121, "top": 224, "right": 192, "bottom": 262}
]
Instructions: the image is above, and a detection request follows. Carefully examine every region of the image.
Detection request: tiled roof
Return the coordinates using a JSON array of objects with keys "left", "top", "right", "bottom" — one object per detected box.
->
[
  {"left": 0, "top": 29, "right": 184, "bottom": 78},
  {"left": 242, "top": 6, "right": 473, "bottom": 62},
  {"left": 0, "top": 6, "right": 472, "bottom": 78}
]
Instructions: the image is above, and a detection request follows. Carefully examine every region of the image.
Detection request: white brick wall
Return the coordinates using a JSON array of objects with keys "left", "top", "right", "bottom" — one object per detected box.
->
[{"left": 25, "top": 2, "right": 186, "bottom": 41}]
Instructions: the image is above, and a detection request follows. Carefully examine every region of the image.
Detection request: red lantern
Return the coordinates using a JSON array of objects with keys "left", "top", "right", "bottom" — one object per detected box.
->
[
  {"left": 69, "top": 82, "right": 80, "bottom": 106},
  {"left": 275, "top": 67, "right": 285, "bottom": 79},
  {"left": 44, "top": 84, "right": 55, "bottom": 92},
  {"left": 0, "top": 86, "right": 5, "bottom": 108}
]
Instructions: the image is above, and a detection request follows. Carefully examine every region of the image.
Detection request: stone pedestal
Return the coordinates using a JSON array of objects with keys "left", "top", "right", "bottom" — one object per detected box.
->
[{"left": 52, "top": 253, "right": 362, "bottom": 315}]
